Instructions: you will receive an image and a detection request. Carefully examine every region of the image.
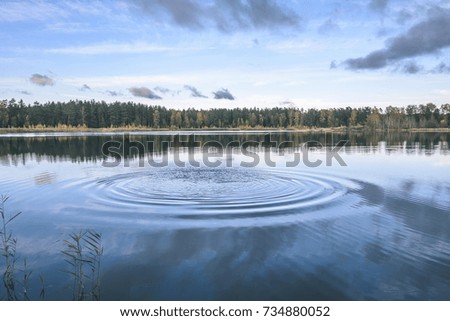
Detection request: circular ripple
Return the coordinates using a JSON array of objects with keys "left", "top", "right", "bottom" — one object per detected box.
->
[{"left": 82, "top": 167, "right": 358, "bottom": 225}]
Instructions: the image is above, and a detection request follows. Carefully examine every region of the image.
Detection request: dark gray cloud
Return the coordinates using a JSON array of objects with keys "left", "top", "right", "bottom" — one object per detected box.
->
[
  {"left": 396, "top": 9, "right": 414, "bottom": 24},
  {"left": 318, "top": 18, "right": 339, "bottom": 34},
  {"left": 369, "top": 0, "right": 389, "bottom": 13},
  {"left": 106, "top": 90, "right": 121, "bottom": 97},
  {"left": 80, "top": 84, "right": 91, "bottom": 91},
  {"left": 433, "top": 62, "right": 450, "bottom": 73},
  {"left": 132, "top": 0, "right": 301, "bottom": 32},
  {"left": 154, "top": 86, "right": 171, "bottom": 94},
  {"left": 280, "top": 100, "right": 296, "bottom": 108},
  {"left": 213, "top": 88, "right": 235, "bottom": 100},
  {"left": 343, "top": 9, "right": 450, "bottom": 70},
  {"left": 401, "top": 61, "right": 423, "bottom": 74},
  {"left": 135, "top": 0, "right": 204, "bottom": 29},
  {"left": 30, "top": 74, "right": 55, "bottom": 86},
  {"left": 154, "top": 86, "right": 181, "bottom": 96},
  {"left": 19, "top": 90, "right": 31, "bottom": 95},
  {"left": 184, "top": 85, "right": 207, "bottom": 98},
  {"left": 128, "top": 87, "right": 162, "bottom": 99}
]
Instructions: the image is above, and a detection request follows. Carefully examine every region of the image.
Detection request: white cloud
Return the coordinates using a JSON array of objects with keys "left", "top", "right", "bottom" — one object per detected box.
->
[
  {"left": 0, "top": 0, "right": 120, "bottom": 22},
  {"left": 62, "top": 1, "right": 114, "bottom": 16},
  {"left": 0, "top": 1, "right": 68, "bottom": 22},
  {"left": 265, "top": 39, "right": 324, "bottom": 53},
  {"left": 44, "top": 22, "right": 96, "bottom": 33},
  {"left": 63, "top": 74, "right": 202, "bottom": 88},
  {"left": 432, "top": 89, "right": 450, "bottom": 97},
  {"left": 46, "top": 42, "right": 183, "bottom": 55}
]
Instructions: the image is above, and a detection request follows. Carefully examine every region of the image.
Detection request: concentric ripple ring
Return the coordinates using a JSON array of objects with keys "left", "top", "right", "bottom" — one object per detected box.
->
[{"left": 73, "top": 167, "right": 362, "bottom": 227}]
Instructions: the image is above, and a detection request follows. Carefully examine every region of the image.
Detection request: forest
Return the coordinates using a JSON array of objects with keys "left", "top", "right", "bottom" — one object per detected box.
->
[{"left": 0, "top": 99, "right": 449, "bottom": 130}]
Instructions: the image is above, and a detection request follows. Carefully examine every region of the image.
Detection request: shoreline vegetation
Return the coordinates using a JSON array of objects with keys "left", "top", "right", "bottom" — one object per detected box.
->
[
  {"left": 0, "top": 99, "right": 449, "bottom": 134},
  {"left": 1, "top": 126, "right": 450, "bottom": 134}
]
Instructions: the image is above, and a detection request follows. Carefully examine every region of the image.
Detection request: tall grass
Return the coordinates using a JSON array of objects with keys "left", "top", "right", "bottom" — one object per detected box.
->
[
  {"left": 0, "top": 195, "right": 25, "bottom": 300},
  {"left": 1, "top": 196, "right": 103, "bottom": 300},
  {"left": 62, "top": 230, "right": 103, "bottom": 301}
]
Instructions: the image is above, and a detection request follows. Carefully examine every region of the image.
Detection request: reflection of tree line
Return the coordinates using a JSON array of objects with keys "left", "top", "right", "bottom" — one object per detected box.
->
[
  {"left": 1, "top": 99, "right": 449, "bottom": 130},
  {"left": 0, "top": 132, "right": 448, "bottom": 164}
]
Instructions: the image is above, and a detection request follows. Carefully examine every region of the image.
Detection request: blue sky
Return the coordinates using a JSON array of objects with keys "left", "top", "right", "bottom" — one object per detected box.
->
[{"left": 1, "top": 0, "right": 450, "bottom": 109}]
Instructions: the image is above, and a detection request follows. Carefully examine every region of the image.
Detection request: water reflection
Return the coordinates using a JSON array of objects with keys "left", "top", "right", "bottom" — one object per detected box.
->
[
  {"left": 0, "top": 132, "right": 449, "bottom": 300},
  {"left": 99, "top": 227, "right": 352, "bottom": 300},
  {"left": 0, "top": 131, "right": 448, "bottom": 165}
]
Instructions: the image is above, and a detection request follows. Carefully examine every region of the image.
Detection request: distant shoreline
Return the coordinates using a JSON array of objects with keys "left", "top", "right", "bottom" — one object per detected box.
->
[{"left": 0, "top": 126, "right": 449, "bottom": 135}]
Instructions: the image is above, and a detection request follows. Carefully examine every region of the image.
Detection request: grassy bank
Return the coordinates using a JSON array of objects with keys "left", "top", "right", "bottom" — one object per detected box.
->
[
  {"left": 0, "top": 125, "right": 343, "bottom": 134},
  {"left": 0, "top": 125, "right": 449, "bottom": 134}
]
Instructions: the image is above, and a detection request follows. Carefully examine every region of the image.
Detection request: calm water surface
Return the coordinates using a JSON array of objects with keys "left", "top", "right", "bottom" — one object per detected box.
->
[{"left": 0, "top": 131, "right": 449, "bottom": 300}]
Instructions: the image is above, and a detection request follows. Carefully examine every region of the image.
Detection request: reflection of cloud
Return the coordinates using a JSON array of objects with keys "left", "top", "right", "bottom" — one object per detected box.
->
[
  {"left": 433, "top": 159, "right": 450, "bottom": 167},
  {"left": 34, "top": 172, "right": 57, "bottom": 186},
  {"left": 100, "top": 226, "right": 351, "bottom": 300}
]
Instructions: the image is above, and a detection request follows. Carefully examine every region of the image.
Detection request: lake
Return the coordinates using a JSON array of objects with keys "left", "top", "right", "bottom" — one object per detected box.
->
[{"left": 0, "top": 130, "right": 449, "bottom": 300}]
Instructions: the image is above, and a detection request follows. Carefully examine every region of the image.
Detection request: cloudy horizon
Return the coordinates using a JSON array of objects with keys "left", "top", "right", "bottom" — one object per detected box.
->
[{"left": 1, "top": 0, "right": 450, "bottom": 109}]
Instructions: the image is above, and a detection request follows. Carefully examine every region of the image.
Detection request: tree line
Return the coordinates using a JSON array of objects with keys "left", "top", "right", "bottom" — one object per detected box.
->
[{"left": 0, "top": 99, "right": 449, "bottom": 130}]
